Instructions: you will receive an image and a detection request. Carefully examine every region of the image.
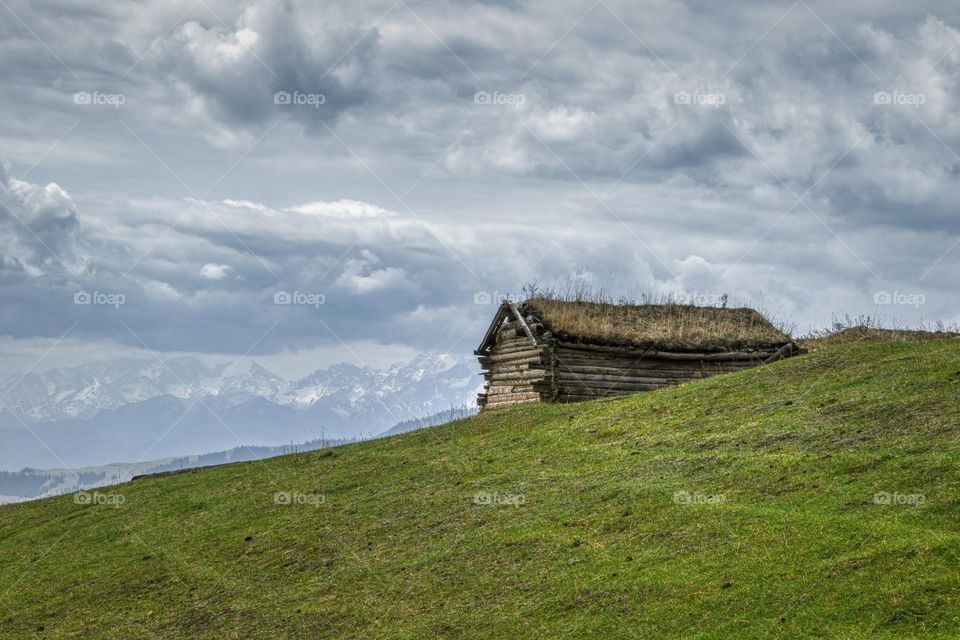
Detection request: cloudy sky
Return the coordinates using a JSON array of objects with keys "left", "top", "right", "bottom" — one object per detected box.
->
[{"left": 2, "top": 0, "right": 959, "bottom": 377}]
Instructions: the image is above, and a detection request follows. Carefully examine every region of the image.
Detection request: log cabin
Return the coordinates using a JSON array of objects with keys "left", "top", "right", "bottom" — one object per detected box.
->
[{"left": 476, "top": 298, "right": 799, "bottom": 410}]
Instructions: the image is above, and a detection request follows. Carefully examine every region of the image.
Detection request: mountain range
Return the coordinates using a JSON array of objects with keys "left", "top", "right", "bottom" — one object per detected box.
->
[{"left": 0, "top": 353, "right": 481, "bottom": 470}]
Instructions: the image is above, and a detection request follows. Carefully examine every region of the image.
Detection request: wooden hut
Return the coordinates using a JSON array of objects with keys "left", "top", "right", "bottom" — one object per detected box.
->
[{"left": 476, "top": 298, "right": 799, "bottom": 410}]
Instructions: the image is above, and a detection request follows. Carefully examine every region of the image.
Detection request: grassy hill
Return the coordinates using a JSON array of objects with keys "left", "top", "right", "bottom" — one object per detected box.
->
[{"left": 1, "top": 339, "right": 959, "bottom": 639}]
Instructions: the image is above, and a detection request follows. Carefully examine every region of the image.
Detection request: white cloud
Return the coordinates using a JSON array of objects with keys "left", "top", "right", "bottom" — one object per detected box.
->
[
  {"left": 287, "top": 199, "right": 392, "bottom": 218},
  {"left": 199, "top": 263, "right": 233, "bottom": 280},
  {"left": 528, "top": 105, "right": 596, "bottom": 143},
  {"left": 335, "top": 254, "right": 412, "bottom": 294}
]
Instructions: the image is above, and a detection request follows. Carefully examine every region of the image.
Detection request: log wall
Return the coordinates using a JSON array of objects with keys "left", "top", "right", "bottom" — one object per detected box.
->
[
  {"left": 476, "top": 321, "right": 551, "bottom": 410},
  {"left": 549, "top": 343, "right": 771, "bottom": 403}
]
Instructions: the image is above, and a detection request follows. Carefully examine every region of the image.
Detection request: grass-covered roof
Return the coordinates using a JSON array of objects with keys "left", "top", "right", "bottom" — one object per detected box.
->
[{"left": 523, "top": 297, "right": 791, "bottom": 352}]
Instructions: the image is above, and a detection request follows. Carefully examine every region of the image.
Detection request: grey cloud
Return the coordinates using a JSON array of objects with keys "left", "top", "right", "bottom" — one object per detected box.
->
[
  {"left": 151, "top": 0, "right": 381, "bottom": 129},
  {"left": 0, "top": 162, "right": 83, "bottom": 278},
  {"left": 0, "top": 0, "right": 959, "bottom": 371},
  {"left": 1, "top": 190, "right": 485, "bottom": 355}
]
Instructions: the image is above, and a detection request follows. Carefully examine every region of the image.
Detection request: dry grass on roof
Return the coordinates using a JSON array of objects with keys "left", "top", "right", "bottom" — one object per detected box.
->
[{"left": 523, "top": 297, "right": 792, "bottom": 352}]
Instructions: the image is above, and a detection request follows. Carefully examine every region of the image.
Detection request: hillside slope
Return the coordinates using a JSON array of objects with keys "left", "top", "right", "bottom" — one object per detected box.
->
[{"left": 1, "top": 340, "right": 959, "bottom": 639}]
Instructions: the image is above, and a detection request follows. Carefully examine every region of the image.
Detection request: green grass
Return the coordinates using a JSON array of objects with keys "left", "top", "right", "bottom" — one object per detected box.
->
[{"left": 2, "top": 339, "right": 960, "bottom": 639}]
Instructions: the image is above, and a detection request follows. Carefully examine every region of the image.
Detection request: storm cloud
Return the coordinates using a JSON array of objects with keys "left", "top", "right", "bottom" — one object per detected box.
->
[{"left": 1, "top": 0, "right": 959, "bottom": 371}]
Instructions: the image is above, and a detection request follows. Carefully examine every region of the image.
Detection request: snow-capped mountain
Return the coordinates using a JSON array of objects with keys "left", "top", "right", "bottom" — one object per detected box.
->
[
  {"left": 282, "top": 353, "right": 475, "bottom": 416},
  {"left": 0, "top": 352, "right": 478, "bottom": 427},
  {"left": 0, "top": 352, "right": 482, "bottom": 470},
  {"left": 0, "top": 357, "right": 292, "bottom": 425}
]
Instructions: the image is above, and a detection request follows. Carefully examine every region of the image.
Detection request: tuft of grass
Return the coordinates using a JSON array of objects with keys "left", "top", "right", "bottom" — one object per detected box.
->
[
  {"left": 801, "top": 314, "right": 960, "bottom": 351},
  {"left": 1, "top": 339, "right": 960, "bottom": 639}
]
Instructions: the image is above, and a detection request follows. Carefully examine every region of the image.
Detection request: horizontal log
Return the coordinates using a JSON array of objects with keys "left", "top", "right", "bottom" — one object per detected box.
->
[
  {"left": 558, "top": 379, "right": 671, "bottom": 392},
  {"left": 482, "top": 348, "right": 543, "bottom": 361},
  {"left": 480, "top": 361, "right": 544, "bottom": 375},
  {"left": 552, "top": 353, "right": 753, "bottom": 370},
  {"left": 486, "top": 379, "right": 548, "bottom": 390},
  {"left": 555, "top": 342, "right": 779, "bottom": 361},
  {"left": 485, "top": 395, "right": 541, "bottom": 403},
  {"left": 554, "top": 355, "right": 767, "bottom": 369},
  {"left": 486, "top": 383, "right": 548, "bottom": 393},
  {"left": 558, "top": 387, "right": 669, "bottom": 397},
  {"left": 559, "top": 370, "right": 712, "bottom": 381},
  {"left": 485, "top": 383, "right": 537, "bottom": 395},
  {"left": 483, "top": 392, "right": 543, "bottom": 407},
  {"left": 555, "top": 364, "right": 714, "bottom": 379},
  {"left": 484, "top": 388, "right": 540, "bottom": 397},
  {"left": 483, "top": 363, "right": 541, "bottom": 375},
  {"left": 480, "top": 358, "right": 537, "bottom": 369},
  {"left": 489, "top": 348, "right": 541, "bottom": 360},
  {"left": 487, "top": 369, "right": 549, "bottom": 382},
  {"left": 557, "top": 391, "right": 630, "bottom": 401},
  {"left": 479, "top": 361, "right": 538, "bottom": 372},
  {"left": 556, "top": 372, "right": 673, "bottom": 385},
  {"left": 555, "top": 363, "right": 757, "bottom": 377},
  {"left": 487, "top": 362, "right": 539, "bottom": 373}
]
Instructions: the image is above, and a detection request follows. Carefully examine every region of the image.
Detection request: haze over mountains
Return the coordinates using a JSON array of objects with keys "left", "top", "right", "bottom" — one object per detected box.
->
[{"left": 0, "top": 353, "right": 480, "bottom": 470}]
